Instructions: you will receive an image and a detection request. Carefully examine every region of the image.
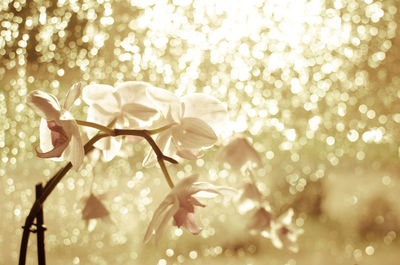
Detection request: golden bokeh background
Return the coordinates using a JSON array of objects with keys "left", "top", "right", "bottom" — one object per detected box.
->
[{"left": 1, "top": 0, "right": 400, "bottom": 264}]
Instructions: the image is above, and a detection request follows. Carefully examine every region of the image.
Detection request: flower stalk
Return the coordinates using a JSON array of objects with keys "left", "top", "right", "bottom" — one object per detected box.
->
[
  {"left": 76, "top": 119, "right": 115, "bottom": 136},
  {"left": 19, "top": 125, "right": 176, "bottom": 265}
]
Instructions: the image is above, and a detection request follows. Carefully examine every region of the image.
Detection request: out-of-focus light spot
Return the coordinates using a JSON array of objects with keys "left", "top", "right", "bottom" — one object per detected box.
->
[
  {"left": 362, "top": 128, "right": 383, "bottom": 143},
  {"left": 365, "top": 246, "right": 374, "bottom": 256},
  {"left": 326, "top": 136, "right": 335, "bottom": 146},
  {"left": 290, "top": 78, "right": 303, "bottom": 94},
  {"left": 353, "top": 249, "right": 363, "bottom": 262},
  {"left": 366, "top": 109, "right": 376, "bottom": 119},
  {"left": 356, "top": 151, "right": 365, "bottom": 161},
  {"left": 382, "top": 175, "right": 391, "bottom": 186},
  {"left": 347, "top": 129, "right": 359, "bottom": 142},
  {"left": 157, "top": 259, "right": 167, "bottom": 265},
  {"left": 189, "top": 250, "right": 198, "bottom": 259},
  {"left": 308, "top": 116, "right": 321, "bottom": 131},
  {"left": 100, "top": 17, "right": 114, "bottom": 26},
  {"left": 285, "top": 259, "right": 296, "bottom": 265},
  {"left": 384, "top": 231, "right": 397, "bottom": 245},
  {"left": 174, "top": 228, "right": 183, "bottom": 237},
  {"left": 295, "top": 217, "right": 304, "bottom": 227},
  {"left": 14, "top": 208, "right": 21, "bottom": 216},
  {"left": 266, "top": 151, "right": 274, "bottom": 160},
  {"left": 359, "top": 104, "right": 368, "bottom": 114},
  {"left": 337, "top": 102, "right": 346, "bottom": 116},
  {"left": 285, "top": 129, "right": 296, "bottom": 141},
  {"left": 166, "top": 248, "right": 174, "bottom": 257}
]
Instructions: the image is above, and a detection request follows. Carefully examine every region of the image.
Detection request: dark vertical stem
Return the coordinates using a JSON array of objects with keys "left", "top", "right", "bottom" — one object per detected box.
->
[
  {"left": 19, "top": 133, "right": 107, "bottom": 265},
  {"left": 19, "top": 127, "right": 176, "bottom": 265},
  {"left": 35, "top": 183, "right": 46, "bottom": 265}
]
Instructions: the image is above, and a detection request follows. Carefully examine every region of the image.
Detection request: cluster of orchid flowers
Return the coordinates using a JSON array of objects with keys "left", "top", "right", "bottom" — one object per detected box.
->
[{"left": 26, "top": 81, "right": 302, "bottom": 251}]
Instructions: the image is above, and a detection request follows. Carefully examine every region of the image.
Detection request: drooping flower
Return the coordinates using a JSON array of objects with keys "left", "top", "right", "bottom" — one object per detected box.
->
[
  {"left": 144, "top": 175, "right": 235, "bottom": 243},
  {"left": 269, "top": 208, "right": 303, "bottom": 252},
  {"left": 82, "top": 81, "right": 158, "bottom": 161},
  {"left": 26, "top": 83, "right": 84, "bottom": 169},
  {"left": 247, "top": 204, "right": 274, "bottom": 238},
  {"left": 80, "top": 193, "right": 111, "bottom": 231},
  {"left": 144, "top": 87, "right": 227, "bottom": 166},
  {"left": 217, "top": 136, "right": 262, "bottom": 172},
  {"left": 237, "top": 182, "right": 274, "bottom": 236}
]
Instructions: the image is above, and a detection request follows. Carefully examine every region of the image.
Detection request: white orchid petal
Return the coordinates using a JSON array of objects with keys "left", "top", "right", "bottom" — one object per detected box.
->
[
  {"left": 86, "top": 105, "right": 116, "bottom": 127},
  {"left": 142, "top": 130, "right": 172, "bottom": 168},
  {"left": 64, "top": 83, "right": 81, "bottom": 110},
  {"left": 172, "top": 117, "right": 217, "bottom": 149},
  {"left": 82, "top": 84, "right": 115, "bottom": 105},
  {"left": 56, "top": 119, "right": 84, "bottom": 168},
  {"left": 101, "top": 137, "right": 122, "bottom": 162},
  {"left": 144, "top": 196, "right": 179, "bottom": 243},
  {"left": 122, "top": 103, "right": 158, "bottom": 121},
  {"left": 193, "top": 190, "right": 219, "bottom": 198},
  {"left": 116, "top": 81, "right": 153, "bottom": 105},
  {"left": 68, "top": 134, "right": 84, "bottom": 170},
  {"left": 36, "top": 140, "right": 69, "bottom": 158},
  {"left": 271, "top": 236, "right": 284, "bottom": 249},
  {"left": 182, "top": 93, "right": 227, "bottom": 134},
  {"left": 280, "top": 208, "right": 294, "bottom": 225},
  {"left": 83, "top": 84, "right": 120, "bottom": 114},
  {"left": 193, "top": 182, "right": 237, "bottom": 197},
  {"left": 171, "top": 175, "right": 199, "bottom": 196},
  {"left": 27, "top": 90, "right": 61, "bottom": 120},
  {"left": 146, "top": 86, "right": 181, "bottom": 122},
  {"left": 154, "top": 197, "right": 180, "bottom": 243},
  {"left": 176, "top": 149, "right": 198, "bottom": 160}
]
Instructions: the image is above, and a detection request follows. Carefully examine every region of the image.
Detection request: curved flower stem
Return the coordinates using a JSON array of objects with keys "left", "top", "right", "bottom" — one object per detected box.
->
[
  {"left": 19, "top": 126, "right": 176, "bottom": 265},
  {"left": 114, "top": 128, "right": 176, "bottom": 188},
  {"left": 159, "top": 159, "right": 174, "bottom": 189},
  {"left": 76, "top": 120, "right": 115, "bottom": 135},
  {"left": 19, "top": 133, "right": 108, "bottom": 265},
  {"left": 146, "top": 124, "right": 173, "bottom": 135}
]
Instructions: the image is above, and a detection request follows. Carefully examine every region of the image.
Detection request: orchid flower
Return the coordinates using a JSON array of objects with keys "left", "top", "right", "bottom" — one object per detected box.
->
[
  {"left": 237, "top": 182, "right": 265, "bottom": 214},
  {"left": 269, "top": 208, "right": 303, "bottom": 253},
  {"left": 144, "top": 175, "right": 235, "bottom": 243},
  {"left": 217, "top": 136, "right": 262, "bottom": 172},
  {"left": 26, "top": 83, "right": 84, "bottom": 169},
  {"left": 247, "top": 204, "right": 274, "bottom": 237},
  {"left": 82, "top": 81, "right": 158, "bottom": 161},
  {"left": 144, "top": 86, "right": 227, "bottom": 166},
  {"left": 237, "top": 182, "right": 273, "bottom": 236},
  {"left": 80, "top": 193, "right": 111, "bottom": 231}
]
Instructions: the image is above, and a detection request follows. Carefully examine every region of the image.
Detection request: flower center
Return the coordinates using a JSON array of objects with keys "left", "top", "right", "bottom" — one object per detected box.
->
[{"left": 47, "top": 121, "right": 69, "bottom": 147}]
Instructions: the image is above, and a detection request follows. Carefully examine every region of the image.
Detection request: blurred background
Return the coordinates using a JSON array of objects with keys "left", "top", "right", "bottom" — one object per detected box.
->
[{"left": 1, "top": 0, "right": 400, "bottom": 264}]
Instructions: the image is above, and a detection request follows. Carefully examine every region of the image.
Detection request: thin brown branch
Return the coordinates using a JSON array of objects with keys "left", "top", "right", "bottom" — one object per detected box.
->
[
  {"left": 76, "top": 119, "right": 115, "bottom": 135},
  {"left": 19, "top": 133, "right": 108, "bottom": 265},
  {"left": 19, "top": 126, "right": 177, "bottom": 265}
]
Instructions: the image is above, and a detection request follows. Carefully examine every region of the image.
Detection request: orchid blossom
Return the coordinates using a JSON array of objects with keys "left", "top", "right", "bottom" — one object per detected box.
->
[
  {"left": 26, "top": 83, "right": 84, "bottom": 169},
  {"left": 82, "top": 81, "right": 158, "bottom": 161},
  {"left": 217, "top": 136, "right": 262, "bottom": 172},
  {"left": 237, "top": 182, "right": 265, "bottom": 214},
  {"left": 80, "top": 193, "right": 111, "bottom": 231},
  {"left": 144, "top": 86, "right": 227, "bottom": 166},
  {"left": 237, "top": 182, "right": 274, "bottom": 236},
  {"left": 270, "top": 208, "right": 303, "bottom": 253},
  {"left": 247, "top": 205, "right": 274, "bottom": 237},
  {"left": 144, "top": 175, "right": 234, "bottom": 243}
]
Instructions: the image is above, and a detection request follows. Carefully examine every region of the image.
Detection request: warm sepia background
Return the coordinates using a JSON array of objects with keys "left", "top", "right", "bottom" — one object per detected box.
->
[{"left": 1, "top": 0, "right": 400, "bottom": 264}]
